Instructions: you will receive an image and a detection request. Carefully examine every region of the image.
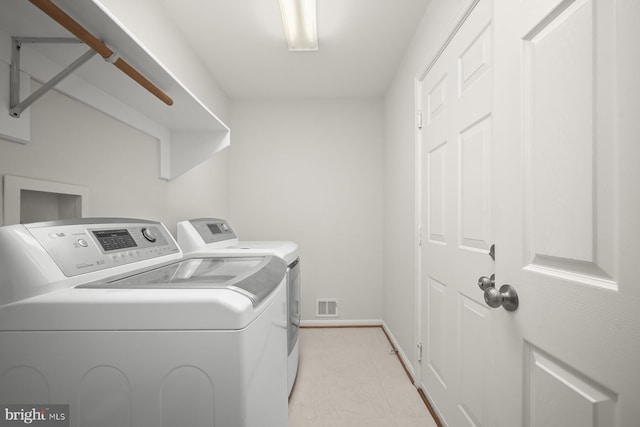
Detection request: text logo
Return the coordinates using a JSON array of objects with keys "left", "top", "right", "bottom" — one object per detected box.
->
[{"left": 0, "top": 405, "right": 69, "bottom": 427}]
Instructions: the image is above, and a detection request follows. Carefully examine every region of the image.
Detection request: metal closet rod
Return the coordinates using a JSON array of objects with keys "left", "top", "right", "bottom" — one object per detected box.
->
[{"left": 28, "top": 0, "right": 174, "bottom": 106}]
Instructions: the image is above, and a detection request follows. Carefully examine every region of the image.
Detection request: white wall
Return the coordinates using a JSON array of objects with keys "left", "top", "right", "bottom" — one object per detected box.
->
[
  {"left": 0, "top": 85, "right": 229, "bottom": 235},
  {"left": 382, "top": 0, "right": 475, "bottom": 374},
  {"left": 229, "top": 99, "right": 384, "bottom": 323}
]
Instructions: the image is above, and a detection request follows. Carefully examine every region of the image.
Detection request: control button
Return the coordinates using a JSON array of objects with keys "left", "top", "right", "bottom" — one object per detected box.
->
[
  {"left": 141, "top": 227, "right": 157, "bottom": 243},
  {"left": 77, "top": 239, "right": 88, "bottom": 247}
]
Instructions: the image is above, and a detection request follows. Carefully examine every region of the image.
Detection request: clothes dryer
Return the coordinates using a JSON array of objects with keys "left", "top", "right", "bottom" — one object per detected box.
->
[
  {"left": 0, "top": 218, "right": 288, "bottom": 427},
  {"left": 177, "top": 218, "right": 300, "bottom": 395}
]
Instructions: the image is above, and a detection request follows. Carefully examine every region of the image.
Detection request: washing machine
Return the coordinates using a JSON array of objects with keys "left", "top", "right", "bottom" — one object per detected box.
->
[
  {"left": 177, "top": 218, "right": 300, "bottom": 395},
  {"left": 0, "top": 218, "right": 288, "bottom": 427}
]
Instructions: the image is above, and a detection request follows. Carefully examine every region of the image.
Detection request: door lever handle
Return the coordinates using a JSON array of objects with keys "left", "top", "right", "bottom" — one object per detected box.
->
[{"left": 477, "top": 275, "right": 519, "bottom": 312}]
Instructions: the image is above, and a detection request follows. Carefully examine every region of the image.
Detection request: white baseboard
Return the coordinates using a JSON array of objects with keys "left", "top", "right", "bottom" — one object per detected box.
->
[
  {"left": 381, "top": 320, "right": 417, "bottom": 383},
  {"left": 300, "top": 319, "right": 382, "bottom": 327}
]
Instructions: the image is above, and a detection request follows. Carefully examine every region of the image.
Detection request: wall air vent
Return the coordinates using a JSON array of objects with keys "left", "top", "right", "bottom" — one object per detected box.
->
[{"left": 316, "top": 299, "right": 338, "bottom": 317}]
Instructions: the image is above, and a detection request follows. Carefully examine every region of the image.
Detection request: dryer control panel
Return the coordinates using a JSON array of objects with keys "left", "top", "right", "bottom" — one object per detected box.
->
[
  {"left": 184, "top": 218, "right": 237, "bottom": 244},
  {"left": 25, "top": 219, "right": 180, "bottom": 277}
]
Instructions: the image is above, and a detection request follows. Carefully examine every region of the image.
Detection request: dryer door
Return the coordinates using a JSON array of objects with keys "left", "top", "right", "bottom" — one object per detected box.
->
[{"left": 287, "top": 258, "right": 300, "bottom": 353}]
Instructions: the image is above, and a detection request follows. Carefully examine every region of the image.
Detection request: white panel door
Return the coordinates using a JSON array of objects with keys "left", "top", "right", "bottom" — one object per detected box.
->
[
  {"left": 492, "top": 0, "right": 640, "bottom": 425},
  {"left": 418, "top": 1, "right": 495, "bottom": 426}
]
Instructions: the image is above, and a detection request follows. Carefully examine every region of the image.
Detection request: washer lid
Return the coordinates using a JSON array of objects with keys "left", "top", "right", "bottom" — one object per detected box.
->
[{"left": 78, "top": 255, "right": 287, "bottom": 306}]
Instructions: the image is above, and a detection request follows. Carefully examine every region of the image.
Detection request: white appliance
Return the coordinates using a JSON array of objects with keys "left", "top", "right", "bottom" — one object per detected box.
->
[
  {"left": 177, "top": 218, "right": 300, "bottom": 395},
  {"left": 0, "top": 218, "right": 288, "bottom": 427}
]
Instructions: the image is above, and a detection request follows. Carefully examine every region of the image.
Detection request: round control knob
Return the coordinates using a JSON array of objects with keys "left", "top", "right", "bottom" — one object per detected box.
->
[{"left": 141, "top": 227, "right": 157, "bottom": 242}]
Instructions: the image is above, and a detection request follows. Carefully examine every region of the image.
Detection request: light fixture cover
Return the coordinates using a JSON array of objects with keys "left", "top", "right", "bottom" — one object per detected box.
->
[{"left": 278, "top": 0, "right": 318, "bottom": 51}]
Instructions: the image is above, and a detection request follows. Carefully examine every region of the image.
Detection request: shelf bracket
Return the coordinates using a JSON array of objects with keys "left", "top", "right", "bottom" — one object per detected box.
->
[{"left": 9, "top": 36, "right": 96, "bottom": 118}]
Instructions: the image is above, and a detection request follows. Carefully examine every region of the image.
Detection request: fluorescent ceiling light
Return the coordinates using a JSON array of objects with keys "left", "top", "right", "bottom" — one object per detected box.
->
[{"left": 278, "top": 0, "right": 318, "bottom": 51}]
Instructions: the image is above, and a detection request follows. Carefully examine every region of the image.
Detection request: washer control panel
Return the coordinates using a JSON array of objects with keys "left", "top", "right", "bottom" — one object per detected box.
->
[{"left": 25, "top": 219, "right": 180, "bottom": 277}]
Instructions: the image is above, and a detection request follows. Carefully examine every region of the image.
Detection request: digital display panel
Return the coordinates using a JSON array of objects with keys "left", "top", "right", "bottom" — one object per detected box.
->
[
  {"left": 207, "top": 223, "right": 223, "bottom": 234},
  {"left": 93, "top": 229, "right": 137, "bottom": 252}
]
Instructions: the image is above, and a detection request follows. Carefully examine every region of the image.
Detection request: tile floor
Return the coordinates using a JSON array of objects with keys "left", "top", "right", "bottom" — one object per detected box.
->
[{"left": 288, "top": 327, "right": 438, "bottom": 427}]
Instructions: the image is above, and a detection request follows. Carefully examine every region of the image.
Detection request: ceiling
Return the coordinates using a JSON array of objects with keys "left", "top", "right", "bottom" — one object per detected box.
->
[
  {"left": 0, "top": 0, "right": 431, "bottom": 102},
  {"left": 159, "top": 0, "right": 432, "bottom": 99}
]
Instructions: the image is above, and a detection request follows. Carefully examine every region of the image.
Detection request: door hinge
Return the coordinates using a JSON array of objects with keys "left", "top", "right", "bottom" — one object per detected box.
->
[
  {"left": 417, "top": 108, "right": 423, "bottom": 129},
  {"left": 418, "top": 226, "right": 422, "bottom": 246},
  {"left": 417, "top": 342, "right": 423, "bottom": 362}
]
